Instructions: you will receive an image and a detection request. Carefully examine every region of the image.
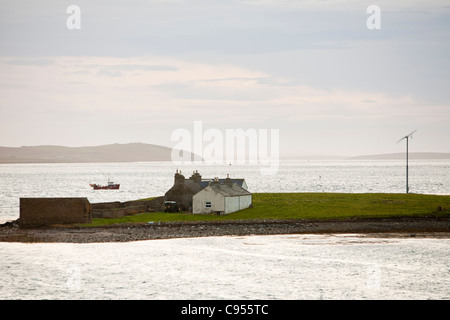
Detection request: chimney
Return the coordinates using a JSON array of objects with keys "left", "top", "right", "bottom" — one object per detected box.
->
[
  {"left": 174, "top": 170, "right": 185, "bottom": 185},
  {"left": 209, "top": 177, "right": 220, "bottom": 187},
  {"left": 224, "top": 173, "right": 233, "bottom": 187},
  {"left": 189, "top": 170, "right": 202, "bottom": 183}
]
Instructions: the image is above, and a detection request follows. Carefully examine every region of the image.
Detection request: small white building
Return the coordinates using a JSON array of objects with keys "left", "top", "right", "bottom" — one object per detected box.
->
[{"left": 192, "top": 177, "right": 252, "bottom": 215}]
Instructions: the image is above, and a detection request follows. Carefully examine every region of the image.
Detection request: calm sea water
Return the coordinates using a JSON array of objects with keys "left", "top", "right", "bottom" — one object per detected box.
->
[
  {"left": 1, "top": 160, "right": 449, "bottom": 300},
  {"left": 0, "top": 234, "right": 449, "bottom": 300}
]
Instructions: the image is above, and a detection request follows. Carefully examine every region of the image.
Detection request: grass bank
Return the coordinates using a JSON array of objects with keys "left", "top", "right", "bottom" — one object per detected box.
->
[{"left": 85, "top": 193, "right": 450, "bottom": 227}]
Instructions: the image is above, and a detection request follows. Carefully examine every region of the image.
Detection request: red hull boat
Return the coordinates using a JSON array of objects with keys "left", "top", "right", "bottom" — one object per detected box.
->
[{"left": 90, "top": 181, "right": 120, "bottom": 190}]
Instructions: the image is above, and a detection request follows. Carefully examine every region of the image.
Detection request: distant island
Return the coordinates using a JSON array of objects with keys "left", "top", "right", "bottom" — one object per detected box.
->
[
  {"left": 0, "top": 143, "right": 179, "bottom": 164},
  {"left": 348, "top": 152, "right": 450, "bottom": 160},
  {"left": 0, "top": 143, "right": 449, "bottom": 164}
]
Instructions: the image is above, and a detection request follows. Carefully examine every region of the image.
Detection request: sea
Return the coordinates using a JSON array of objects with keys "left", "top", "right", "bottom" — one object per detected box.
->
[{"left": 0, "top": 160, "right": 449, "bottom": 300}]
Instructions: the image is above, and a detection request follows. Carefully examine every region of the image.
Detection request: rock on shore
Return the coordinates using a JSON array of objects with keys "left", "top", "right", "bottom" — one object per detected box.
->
[{"left": 0, "top": 218, "right": 449, "bottom": 243}]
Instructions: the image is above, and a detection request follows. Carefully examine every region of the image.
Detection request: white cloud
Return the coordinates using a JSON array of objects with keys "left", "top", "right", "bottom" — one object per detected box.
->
[{"left": 1, "top": 55, "right": 446, "bottom": 144}]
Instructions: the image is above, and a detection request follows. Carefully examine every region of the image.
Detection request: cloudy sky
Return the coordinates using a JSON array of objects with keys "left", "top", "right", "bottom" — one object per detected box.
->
[{"left": 0, "top": 0, "right": 449, "bottom": 157}]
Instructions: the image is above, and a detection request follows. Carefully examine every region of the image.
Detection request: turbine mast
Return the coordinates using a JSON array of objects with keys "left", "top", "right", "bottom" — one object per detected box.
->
[{"left": 396, "top": 130, "right": 417, "bottom": 194}]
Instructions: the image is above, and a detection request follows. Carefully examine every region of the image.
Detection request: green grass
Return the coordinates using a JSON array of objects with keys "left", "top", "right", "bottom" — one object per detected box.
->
[{"left": 84, "top": 192, "right": 450, "bottom": 227}]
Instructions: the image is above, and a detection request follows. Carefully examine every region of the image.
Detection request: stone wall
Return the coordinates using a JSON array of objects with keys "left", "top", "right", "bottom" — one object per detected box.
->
[
  {"left": 91, "top": 196, "right": 164, "bottom": 219},
  {"left": 20, "top": 198, "right": 92, "bottom": 228}
]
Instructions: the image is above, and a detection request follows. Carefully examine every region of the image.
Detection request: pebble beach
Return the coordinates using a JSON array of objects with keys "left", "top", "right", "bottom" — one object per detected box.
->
[{"left": 1, "top": 217, "right": 449, "bottom": 243}]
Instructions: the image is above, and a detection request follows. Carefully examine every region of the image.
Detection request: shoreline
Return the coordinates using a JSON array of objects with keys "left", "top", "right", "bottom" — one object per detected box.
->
[{"left": 0, "top": 217, "right": 449, "bottom": 243}]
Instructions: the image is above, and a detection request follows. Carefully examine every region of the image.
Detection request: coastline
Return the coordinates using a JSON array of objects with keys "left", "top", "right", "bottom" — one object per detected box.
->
[{"left": 1, "top": 217, "right": 449, "bottom": 243}]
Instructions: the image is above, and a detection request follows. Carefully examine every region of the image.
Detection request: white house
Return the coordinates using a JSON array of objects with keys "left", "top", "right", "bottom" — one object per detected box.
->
[{"left": 192, "top": 177, "right": 252, "bottom": 215}]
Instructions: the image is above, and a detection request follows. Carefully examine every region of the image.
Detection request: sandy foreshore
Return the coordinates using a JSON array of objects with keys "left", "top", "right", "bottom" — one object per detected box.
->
[{"left": 0, "top": 217, "right": 449, "bottom": 243}]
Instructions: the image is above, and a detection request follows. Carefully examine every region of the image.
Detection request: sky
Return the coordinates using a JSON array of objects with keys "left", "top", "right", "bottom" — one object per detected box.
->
[{"left": 0, "top": 0, "right": 449, "bottom": 157}]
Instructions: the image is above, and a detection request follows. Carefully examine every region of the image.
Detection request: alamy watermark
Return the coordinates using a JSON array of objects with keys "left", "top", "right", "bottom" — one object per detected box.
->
[
  {"left": 366, "top": 5, "right": 381, "bottom": 30},
  {"left": 366, "top": 264, "right": 381, "bottom": 291},
  {"left": 171, "top": 121, "right": 279, "bottom": 175},
  {"left": 66, "top": 5, "right": 81, "bottom": 30},
  {"left": 66, "top": 4, "right": 380, "bottom": 31},
  {"left": 66, "top": 265, "right": 81, "bottom": 291}
]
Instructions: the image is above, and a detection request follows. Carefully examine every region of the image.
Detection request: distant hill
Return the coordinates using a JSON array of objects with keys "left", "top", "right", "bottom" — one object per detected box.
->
[
  {"left": 349, "top": 152, "right": 450, "bottom": 160},
  {"left": 1, "top": 145, "right": 448, "bottom": 164},
  {"left": 0, "top": 143, "right": 198, "bottom": 164}
]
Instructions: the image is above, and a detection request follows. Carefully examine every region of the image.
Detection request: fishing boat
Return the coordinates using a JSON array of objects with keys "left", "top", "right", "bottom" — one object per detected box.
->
[{"left": 90, "top": 180, "right": 120, "bottom": 190}]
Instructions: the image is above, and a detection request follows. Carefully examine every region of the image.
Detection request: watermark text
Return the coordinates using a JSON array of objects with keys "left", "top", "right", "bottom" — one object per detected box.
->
[
  {"left": 171, "top": 121, "right": 279, "bottom": 175},
  {"left": 367, "top": 5, "right": 381, "bottom": 30},
  {"left": 66, "top": 5, "right": 81, "bottom": 30}
]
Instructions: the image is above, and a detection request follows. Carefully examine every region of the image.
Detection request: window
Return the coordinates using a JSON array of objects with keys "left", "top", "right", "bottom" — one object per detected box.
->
[{"left": 205, "top": 202, "right": 212, "bottom": 208}]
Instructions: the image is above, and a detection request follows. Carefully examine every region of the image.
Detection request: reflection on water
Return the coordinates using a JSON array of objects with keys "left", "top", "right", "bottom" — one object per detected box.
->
[{"left": 0, "top": 234, "right": 449, "bottom": 300}]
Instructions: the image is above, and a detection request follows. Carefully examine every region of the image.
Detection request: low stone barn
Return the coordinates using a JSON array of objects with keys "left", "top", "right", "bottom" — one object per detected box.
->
[
  {"left": 164, "top": 170, "right": 251, "bottom": 214},
  {"left": 192, "top": 178, "right": 252, "bottom": 215},
  {"left": 20, "top": 197, "right": 92, "bottom": 228},
  {"left": 91, "top": 197, "right": 164, "bottom": 219}
]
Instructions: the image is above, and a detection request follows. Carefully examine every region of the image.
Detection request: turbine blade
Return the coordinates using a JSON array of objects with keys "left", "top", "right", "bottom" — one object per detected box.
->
[
  {"left": 396, "top": 130, "right": 417, "bottom": 143},
  {"left": 396, "top": 136, "right": 406, "bottom": 143}
]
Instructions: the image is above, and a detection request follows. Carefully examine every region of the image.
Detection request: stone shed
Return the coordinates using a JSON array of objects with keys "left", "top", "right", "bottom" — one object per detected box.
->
[
  {"left": 20, "top": 197, "right": 92, "bottom": 228},
  {"left": 164, "top": 170, "right": 203, "bottom": 211}
]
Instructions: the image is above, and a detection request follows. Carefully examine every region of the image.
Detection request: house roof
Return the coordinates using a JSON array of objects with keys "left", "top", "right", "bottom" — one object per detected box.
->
[
  {"left": 207, "top": 183, "right": 251, "bottom": 197},
  {"left": 198, "top": 178, "right": 246, "bottom": 189},
  {"left": 184, "top": 179, "right": 203, "bottom": 194}
]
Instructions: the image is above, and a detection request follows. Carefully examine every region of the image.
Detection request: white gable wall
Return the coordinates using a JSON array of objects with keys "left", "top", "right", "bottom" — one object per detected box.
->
[
  {"left": 193, "top": 186, "right": 252, "bottom": 215},
  {"left": 193, "top": 186, "right": 225, "bottom": 214}
]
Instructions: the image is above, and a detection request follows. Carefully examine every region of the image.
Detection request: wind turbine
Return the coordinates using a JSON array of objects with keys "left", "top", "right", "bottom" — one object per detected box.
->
[{"left": 396, "top": 130, "right": 417, "bottom": 193}]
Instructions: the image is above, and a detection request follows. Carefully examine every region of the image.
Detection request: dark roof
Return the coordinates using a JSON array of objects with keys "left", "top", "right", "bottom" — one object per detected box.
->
[
  {"left": 184, "top": 180, "right": 203, "bottom": 194},
  {"left": 198, "top": 179, "right": 245, "bottom": 189}
]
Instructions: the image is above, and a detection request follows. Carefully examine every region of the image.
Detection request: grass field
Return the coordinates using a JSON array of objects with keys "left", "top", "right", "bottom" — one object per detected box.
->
[{"left": 86, "top": 193, "right": 450, "bottom": 227}]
